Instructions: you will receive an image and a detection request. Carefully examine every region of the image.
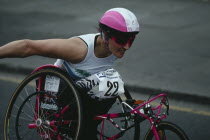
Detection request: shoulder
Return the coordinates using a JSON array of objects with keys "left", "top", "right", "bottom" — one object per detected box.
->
[
  {"left": 63, "top": 37, "right": 88, "bottom": 63},
  {"left": 78, "top": 33, "right": 99, "bottom": 39},
  {"left": 68, "top": 36, "right": 87, "bottom": 48},
  {"left": 77, "top": 33, "right": 100, "bottom": 46}
]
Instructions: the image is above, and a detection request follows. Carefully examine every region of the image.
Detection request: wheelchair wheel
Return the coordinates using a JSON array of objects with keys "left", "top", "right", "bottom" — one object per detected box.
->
[
  {"left": 144, "top": 121, "right": 189, "bottom": 140},
  {"left": 4, "top": 68, "right": 83, "bottom": 140}
]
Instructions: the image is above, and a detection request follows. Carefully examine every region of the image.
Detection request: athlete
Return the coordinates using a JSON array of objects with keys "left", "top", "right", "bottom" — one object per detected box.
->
[{"left": 0, "top": 8, "right": 139, "bottom": 139}]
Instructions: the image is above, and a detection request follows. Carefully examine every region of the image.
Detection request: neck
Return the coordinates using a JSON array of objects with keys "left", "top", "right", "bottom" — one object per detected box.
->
[{"left": 95, "top": 35, "right": 112, "bottom": 58}]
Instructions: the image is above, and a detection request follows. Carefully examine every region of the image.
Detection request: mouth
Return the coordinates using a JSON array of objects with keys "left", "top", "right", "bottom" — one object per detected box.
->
[{"left": 119, "top": 49, "right": 126, "bottom": 57}]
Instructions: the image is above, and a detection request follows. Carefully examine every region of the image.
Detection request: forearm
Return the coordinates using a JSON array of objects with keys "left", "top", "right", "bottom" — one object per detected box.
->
[{"left": 0, "top": 40, "right": 32, "bottom": 58}]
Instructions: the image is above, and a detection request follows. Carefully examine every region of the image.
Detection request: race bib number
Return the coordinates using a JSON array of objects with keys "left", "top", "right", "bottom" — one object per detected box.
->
[
  {"left": 76, "top": 68, "right": 124, "bottom": 99},
  {"left": 95, "top": 69, "right": 124, "bottom": 98},
  {"left": 44, "top": 75, "right": 60, "bottom": 92},
  {"left": 99, "top": 80, "right": 122, "bottom": 97}
]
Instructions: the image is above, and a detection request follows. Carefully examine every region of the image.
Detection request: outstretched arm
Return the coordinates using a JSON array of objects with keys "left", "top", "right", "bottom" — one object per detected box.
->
[{"left": 0, "top": 37, "right": 87, "bottom": 63}]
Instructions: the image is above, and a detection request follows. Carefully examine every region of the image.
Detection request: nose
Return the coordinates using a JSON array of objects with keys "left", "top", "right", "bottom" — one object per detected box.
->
[{"left": 123, "top": 43, "right": 130, "bottom": 50}]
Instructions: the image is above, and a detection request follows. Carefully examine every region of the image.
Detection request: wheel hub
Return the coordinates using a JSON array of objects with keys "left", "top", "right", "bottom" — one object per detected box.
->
[{"left": 36, "top": 118, "right": 43, "bottom": 127}]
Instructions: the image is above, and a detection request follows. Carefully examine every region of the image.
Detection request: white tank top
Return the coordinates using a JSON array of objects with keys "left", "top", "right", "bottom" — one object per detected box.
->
[{"left": 54, "top": 33, "right": 117, "bottom": 80}]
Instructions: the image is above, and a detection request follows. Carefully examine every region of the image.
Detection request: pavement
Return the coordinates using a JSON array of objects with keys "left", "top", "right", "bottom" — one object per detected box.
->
[{"left": 0, "top": 0, "right": 210, "bottom": 105}]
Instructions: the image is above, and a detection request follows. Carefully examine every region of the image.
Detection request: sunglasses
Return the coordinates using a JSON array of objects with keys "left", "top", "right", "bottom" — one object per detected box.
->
[{"left": 111, "top": 36, "right": 136, "bottom": 46}]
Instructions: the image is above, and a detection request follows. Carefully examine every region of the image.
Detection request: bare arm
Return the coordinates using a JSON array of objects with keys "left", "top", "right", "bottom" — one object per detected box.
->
[
  {"left": 0, "top": 40, "right": 29, "bottom": 58},
  {"left": 0, "top": 38, "right": 88, "bottom": 63}
]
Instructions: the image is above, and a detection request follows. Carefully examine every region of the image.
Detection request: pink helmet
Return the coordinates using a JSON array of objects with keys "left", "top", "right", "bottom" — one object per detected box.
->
[{"left": 100, "top": 8, "right": 140, "bottom": 33}]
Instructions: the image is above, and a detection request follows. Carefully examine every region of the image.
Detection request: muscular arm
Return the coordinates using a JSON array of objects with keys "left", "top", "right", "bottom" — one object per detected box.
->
[
  {"left": 0, "top": 38, "right": 87, "bottom": 63},
  {"left": 0, "top": 40, "right": 29, "bottom": 58}
]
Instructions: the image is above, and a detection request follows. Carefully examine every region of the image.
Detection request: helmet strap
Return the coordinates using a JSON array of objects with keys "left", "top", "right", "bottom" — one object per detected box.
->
[{"left": 101, "top": 31, "right": 109, "bottom": 48}]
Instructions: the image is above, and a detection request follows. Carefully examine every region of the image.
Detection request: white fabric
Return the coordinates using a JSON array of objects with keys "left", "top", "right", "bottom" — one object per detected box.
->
[{"left": 107, "top": 8, "right": 140, "bottom": 32}]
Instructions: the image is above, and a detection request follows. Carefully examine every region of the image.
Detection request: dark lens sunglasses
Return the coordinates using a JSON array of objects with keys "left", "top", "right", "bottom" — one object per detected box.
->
[{"left": 111, "top": 36, "right": 136, "bottom": 46}]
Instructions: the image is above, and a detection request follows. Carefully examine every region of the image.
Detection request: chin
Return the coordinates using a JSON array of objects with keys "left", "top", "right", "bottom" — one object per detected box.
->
[{"left": 116, "top": 54, "right": 124, "bottom": 58}]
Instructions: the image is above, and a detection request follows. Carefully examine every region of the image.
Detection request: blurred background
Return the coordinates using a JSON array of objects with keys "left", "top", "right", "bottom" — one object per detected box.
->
[{"left": 0, "top": 0, "right": 210, "bottom": 139}]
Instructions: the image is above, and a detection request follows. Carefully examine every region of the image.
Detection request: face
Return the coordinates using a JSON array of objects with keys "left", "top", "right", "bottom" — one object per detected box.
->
[{"left": 108, "top": 36, "right": 135, "bottom": 58}]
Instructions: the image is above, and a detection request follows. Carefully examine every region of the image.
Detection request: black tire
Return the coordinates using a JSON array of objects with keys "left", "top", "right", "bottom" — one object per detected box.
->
[
  {"left": 97, "top": 89, "right": 140, "bottom": 140},
  {"left": 144, "top": 121, "right": 189, "bottom": 140},
  {"left": 4, "top": 68, "right": 84, "bottom": 140}
]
